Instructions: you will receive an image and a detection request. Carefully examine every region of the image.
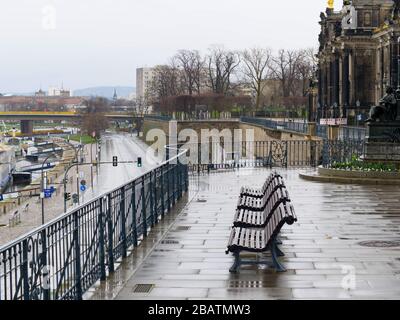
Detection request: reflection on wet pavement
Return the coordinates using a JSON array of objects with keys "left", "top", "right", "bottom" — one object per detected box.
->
[{"left": 88, "top": 168, "right": 400, "bottom": 300}]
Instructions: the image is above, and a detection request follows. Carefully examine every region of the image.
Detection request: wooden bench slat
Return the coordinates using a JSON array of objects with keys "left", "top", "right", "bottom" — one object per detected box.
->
[
  {"left": 233, "top": 227, "right": 241, "bottom": 246},
  {"left": 250, "top": 229, "right": 256, "bottom": 249}
]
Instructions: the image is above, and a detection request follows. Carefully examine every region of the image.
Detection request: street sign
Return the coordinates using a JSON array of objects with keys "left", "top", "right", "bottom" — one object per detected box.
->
[
  {"left": 80, "top": 185, "right": 87, "bottom": 192},
  {"left": 80, "top": 180, "right": 87, "bottom": 186},
  {"left": 44, "top": 189, "right": 52, "bottom": 199}
]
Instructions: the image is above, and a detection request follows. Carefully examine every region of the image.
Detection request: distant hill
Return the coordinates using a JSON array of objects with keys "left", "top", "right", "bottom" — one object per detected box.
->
[
  {"left": 73, "top": 86, "right": 135, "bottom": 99},
  {"left": 3, "top": 92, "right": 35, "bottom": 97}
]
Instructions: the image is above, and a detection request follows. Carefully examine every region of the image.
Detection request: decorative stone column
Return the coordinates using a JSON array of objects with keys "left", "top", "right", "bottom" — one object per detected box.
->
[
  {"left": 308, "top": 122, "right": 317, "bottom": 137},
  {"left": 328, "top": 125, "right": 340, "bottom": 140}
]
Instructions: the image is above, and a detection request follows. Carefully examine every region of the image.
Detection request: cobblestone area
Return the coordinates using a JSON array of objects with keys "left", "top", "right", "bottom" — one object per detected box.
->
[{"left": 89, "top": 168, "right": 400, "bottom": 300}]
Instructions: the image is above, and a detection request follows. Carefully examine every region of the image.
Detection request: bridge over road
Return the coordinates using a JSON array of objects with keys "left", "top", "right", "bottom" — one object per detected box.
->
[{"left": 0, "top": 112, "right": 143, "bottom": 135}]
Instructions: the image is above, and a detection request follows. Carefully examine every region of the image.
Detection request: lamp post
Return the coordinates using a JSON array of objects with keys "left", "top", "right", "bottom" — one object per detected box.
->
[
  {"left": 396, "top": 37, "right": 400, "bottom": 121},
  {"left": 40, "top": 154, "right": 53, "bottom": 225},
  {"left": 397, "top": 37, "right": 400, "bottom": 92},
  {"left": 65, "top": 141, "right": 83, "bottom": 205},
  {"left": 356, "top": 100, "right": 361, "bottom": 126}
]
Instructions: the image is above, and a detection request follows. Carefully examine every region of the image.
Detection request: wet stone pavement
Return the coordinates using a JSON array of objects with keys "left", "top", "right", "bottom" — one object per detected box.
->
[{"left": 88, "top": 168, "right": 400, "bottom": 300}]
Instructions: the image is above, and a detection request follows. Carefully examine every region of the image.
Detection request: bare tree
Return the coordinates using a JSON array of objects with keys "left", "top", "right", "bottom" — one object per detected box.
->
[
  {"left": 135, "top": 96, "right": 150, "bottom": 116},
  {"left": 241, "top": 47, "right": 272, "bottom": 110},
  {"left": 270, "top": 49, "right": 305, "bottom": 98},
  {"left": 296, "top": 48, "right": 317, "bottom": 96},
  {"left": 148, "top": 63, "right": 184, "bottom": 103},
  {"left": 81, "top": 97, "right": 110, "bottom": 138},
  {"left": 206, "top": 46, "right": 240, "bottom": 95},
  {"left": 174, "top": 50, "right": 205, "bottom": 95}
]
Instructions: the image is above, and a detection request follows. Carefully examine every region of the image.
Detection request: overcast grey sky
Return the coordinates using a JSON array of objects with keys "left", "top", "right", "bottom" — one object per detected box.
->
[{"left": 0, "top": 0, "right": 341, "bottom": 93}]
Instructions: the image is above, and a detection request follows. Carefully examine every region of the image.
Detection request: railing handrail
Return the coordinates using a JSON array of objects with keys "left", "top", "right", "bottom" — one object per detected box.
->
[
  {"left": 144, "top": 114, "right": 172, "bottom": 121},
  {"left": 0, "top": 146, "right": 187, "bottom": 252},
  {"left": 240, "top": 116, "right": 309, "bottom": 134}
]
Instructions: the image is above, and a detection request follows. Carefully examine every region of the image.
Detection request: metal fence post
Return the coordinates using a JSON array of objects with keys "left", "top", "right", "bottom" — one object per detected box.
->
[
  {"left": 160, "top": 165, "right": 165, "bottom": 217},
  {"left": 284, "top": 141, "right": 288, "bottom": 168},
  {"left": 198, "top": 142, "right": 201, "bottom": 174},
  {"left": 141, "top": 176, "right": 147, "bottom": 238},
  {"left": 153, "top": 171, "right": 158, "bottom": 225},
  {"left": 41, "top": 229, "right": 50, "bottom": 300},
  {"left": 179, "top": 164, "right": 184, "bottom": 198},
  {"left": 131, "top": 183, "right": 138, "bottom": 247},
  {"left": 310, "top": 140, "right": 317, "bottom": 167},
  {"left": 21, "top": 240, "right": 30, "bottom": 300},
  {"left": 184, "top": 164, "right": 189, "bottom": 192},
  {"left": 106, "top": 194, "right": 114, "bottom": 273},
  {"left": 171, "top": 164, "right": 176, "bottom": 206},
  {"left": 322, "top": 140, "right": 329, "bottom": 168},
  {"left": 149, "top": 172, "right": 155, "bottom": 227},
  {"left": 166, "top": 165, "right": 171, "bottom": 211},
  {"left": 73, "top": 211, "right": 83, "bottom": 300},
  {"left": 98, "top": 198, "right": 106, "bottom": 281},
  {"left": 120, "top": 186, "right": 127, "bottom": 259},
  {"left": 176, "top": 164, "right": 181, "bottom": 200}
]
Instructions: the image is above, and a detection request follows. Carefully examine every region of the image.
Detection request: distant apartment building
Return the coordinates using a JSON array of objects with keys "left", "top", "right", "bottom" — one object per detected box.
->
[
  {"left": 136, "top": 67, "right": 154, "bottom": 104},
  {"left": 48, "top": 86, "right": 72, "bottom": 97}
]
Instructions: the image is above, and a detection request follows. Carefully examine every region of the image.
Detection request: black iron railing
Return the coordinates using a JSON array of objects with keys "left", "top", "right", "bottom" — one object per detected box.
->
[
  {"left": 339, "top": 126, "right": 367, "bottom": 141},
  {"left": 183, "top": 140, "right": 374, "bottom": 173},
  {"left": 321, "top": 140, "right": 366, "bottom": 168},
  {"left": 0, "top": 151, "right": 188, "bottom": 300},
  {"left": 316, "top": 124, "right": 328, "bottom": 139},
  {"left": 144, "top": 114, "right": 173, "bottom": 122},
  {"left": 184, "top": 140, "right": 324, "bottom": 172}
]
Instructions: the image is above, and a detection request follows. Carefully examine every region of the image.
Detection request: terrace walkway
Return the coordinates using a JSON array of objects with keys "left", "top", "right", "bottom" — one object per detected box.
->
[{"left": 88, "top": 168, "right": 400, "bottom": 300}]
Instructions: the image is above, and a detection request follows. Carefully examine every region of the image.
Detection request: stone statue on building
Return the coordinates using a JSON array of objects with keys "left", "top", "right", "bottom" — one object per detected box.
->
[
  {"left": 365, "top": 87, "right": 397, "bottom": 123},
  {"left": 392, "top": 0, "right": 400, "bottom": 21}
]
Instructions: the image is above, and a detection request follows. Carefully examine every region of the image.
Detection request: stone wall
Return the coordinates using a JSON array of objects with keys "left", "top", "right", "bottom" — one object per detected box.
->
[{"left": 142, "top": 118, "right": 313, "bottom": 144}]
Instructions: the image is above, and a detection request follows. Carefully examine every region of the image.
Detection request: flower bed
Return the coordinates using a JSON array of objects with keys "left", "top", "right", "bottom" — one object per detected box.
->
[{"left": 331, "top": 155, "right": 399, "bottom": 173}]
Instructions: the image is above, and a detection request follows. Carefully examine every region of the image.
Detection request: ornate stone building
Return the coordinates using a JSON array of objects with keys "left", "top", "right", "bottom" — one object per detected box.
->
[{"left": 317, "top": 0, "right": 400, "bottom": 123}]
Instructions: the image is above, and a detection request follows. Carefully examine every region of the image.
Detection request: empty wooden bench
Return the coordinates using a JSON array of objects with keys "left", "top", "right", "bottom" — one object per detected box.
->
[
  {"left": 240, "top": 173, "right": 283, "bottom": 199},
  {"left": 226, "top": 202, "right": 297, "bottom": 273},
  {"left": 233, "top": 186, "right": 290, "bottom": 228},
  {"left": 237, "top": 183, "right": 289, "bottom": 212}
]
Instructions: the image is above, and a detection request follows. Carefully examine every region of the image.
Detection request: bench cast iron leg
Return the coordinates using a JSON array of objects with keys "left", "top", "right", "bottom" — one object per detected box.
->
[
  {"left": 275, "top": 244, "right": 285, "bottom": 257},
  {"left": 229, "top": 252, "right": 241, "bottom": 273},
  {"left": 271, "top": 241, "right": 286, "bottom": 272}
]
